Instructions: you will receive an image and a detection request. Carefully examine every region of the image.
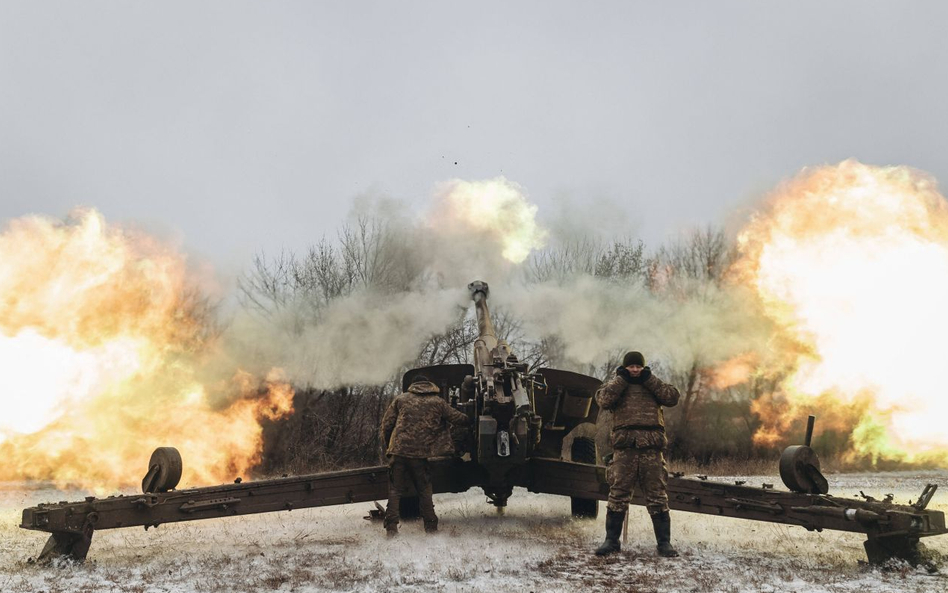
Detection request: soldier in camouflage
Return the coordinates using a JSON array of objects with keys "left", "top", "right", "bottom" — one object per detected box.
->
[
  {"left": 379, "top": 375, "right": 470, "bottom": 537},
  {"left": 594, "top": 351, "right": 681, "bottom": 557}
]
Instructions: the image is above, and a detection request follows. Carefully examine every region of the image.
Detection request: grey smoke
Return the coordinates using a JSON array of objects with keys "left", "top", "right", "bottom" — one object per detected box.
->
[{"left": 227, "top": 181, "right": 776, "bottom": 390}]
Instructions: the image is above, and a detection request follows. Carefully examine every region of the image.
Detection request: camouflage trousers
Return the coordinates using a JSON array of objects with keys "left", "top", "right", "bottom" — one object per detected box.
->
[
  {"left": 384, "top": 456, "right": 437, "bottom": 530},
  {"left": 606, "top": 447, "right": 669, "bottom": 515}
]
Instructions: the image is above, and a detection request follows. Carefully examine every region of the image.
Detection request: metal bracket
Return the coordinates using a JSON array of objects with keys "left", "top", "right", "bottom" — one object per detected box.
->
[
  {"left": 179, "top": 497, "right": 241, "bottom": 513},
  {"left": 134, "top": 495, "right": 160, "bottom": 509},
  {"left": 726, "top": 497, "right": 784, "bottom": 514},
  {"left": 913, "top": 484, "right": 938, "bottom": 511}
]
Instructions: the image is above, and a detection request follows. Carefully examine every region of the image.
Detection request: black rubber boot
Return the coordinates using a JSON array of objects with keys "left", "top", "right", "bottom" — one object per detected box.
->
[
  {"left": 595, "top": 509, "right": 625, "bottom": 556},
  {"left": 651, "top": 511, "right": 679, "bottom": 557}
]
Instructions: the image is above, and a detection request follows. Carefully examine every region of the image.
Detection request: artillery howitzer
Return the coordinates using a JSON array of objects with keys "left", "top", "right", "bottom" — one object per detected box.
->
[{"left": 20, "top": 281, "right": 948, "bottom": 567}]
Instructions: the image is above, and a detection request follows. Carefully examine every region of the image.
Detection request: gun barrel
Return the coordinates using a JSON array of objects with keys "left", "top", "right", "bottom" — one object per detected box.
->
[{"left": 468, "top": 280, "right": 497, "bottom": 341}]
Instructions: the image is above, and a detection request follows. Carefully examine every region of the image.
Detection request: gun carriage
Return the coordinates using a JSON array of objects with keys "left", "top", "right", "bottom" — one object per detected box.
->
[{"left": 20, "top": 281, "right": 947, "bottom": 567}]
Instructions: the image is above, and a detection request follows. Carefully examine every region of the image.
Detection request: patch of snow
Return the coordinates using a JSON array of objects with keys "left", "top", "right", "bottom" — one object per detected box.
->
[{"left": 1, "top": 472, "right": 945, "bottom": 592}]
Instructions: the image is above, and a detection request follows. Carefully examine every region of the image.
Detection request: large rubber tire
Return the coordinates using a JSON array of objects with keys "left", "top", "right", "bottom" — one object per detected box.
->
[
  {"left": 570, "top": 437, "right": 599, "bottom": 519},
  {"left": 143, "top": 447, "right": 183, "bottom": 493},
  {"left": 779, "top": 445, "right": 828, "bottom": 494}
]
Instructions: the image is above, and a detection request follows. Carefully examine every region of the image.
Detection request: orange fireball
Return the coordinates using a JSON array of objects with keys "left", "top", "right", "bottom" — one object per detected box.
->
[
  {"left": 736, "top": 161, "right": 948, "bottom": 463},
  {"left": 0, "top": 210, "right": 293, "bottom": 491}
]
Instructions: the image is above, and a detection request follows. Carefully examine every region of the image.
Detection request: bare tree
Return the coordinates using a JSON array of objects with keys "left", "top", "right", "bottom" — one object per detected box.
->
[
  {"left": 647, "top": 225, "right": 736, "bottom": 293},
  {"left": 237, "top": 216, "right": 427, "bottom": 327},
  {"left": 527, "top": 238, "right": 646, "bottom": 284},
  {"left": 646, "top": 226, "right": 741, "bottom": 454},
  {"left": 595, "top": 239, "right": 647, "bottom": 282},
  {"left": 522, "top": 238, "right": 647, "bottom": 372},
  {"left": 243, "top": 216, "right": 461, "bottom": 473}
]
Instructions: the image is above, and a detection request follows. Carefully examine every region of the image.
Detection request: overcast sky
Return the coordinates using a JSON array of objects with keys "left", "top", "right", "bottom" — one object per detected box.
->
[{"left": 2, "top": 1, "right": 947, "bottom": 275}]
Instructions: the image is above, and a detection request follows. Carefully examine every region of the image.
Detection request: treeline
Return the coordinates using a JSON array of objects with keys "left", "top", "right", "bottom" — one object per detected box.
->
[{"left": 240, "top": 218, "right": 848, "bottom": 475}]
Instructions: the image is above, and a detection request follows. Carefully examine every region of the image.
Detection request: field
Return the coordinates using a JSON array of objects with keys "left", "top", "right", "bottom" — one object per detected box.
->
[{"left": 1, "top": 470, "right": 946, "bottom": 593}]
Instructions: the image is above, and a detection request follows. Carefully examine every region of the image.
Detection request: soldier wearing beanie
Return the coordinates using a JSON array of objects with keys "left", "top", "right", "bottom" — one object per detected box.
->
[
  {"left": 593, "top": 351, "right": 681, "bottom": 558},
  {"left": 379, "top": 374, "right": 470, "bottom": 537}
]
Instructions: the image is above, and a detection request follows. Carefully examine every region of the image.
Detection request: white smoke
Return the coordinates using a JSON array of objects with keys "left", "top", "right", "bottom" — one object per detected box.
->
[
  {"left": 233, "top": 178, "right": 774, "bottom": 390},
  {"left": 253, "top": 288, "right": 469, "bottom": 388},
  {"left": 423, "top": 177, "right": 548, "bottom": 284},
  {"left": 497, "top": 276, "right": 774, "bottom": 374}
]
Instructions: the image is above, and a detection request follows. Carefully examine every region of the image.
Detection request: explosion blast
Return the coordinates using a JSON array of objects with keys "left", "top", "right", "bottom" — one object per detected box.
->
[
  {"left": 0, "top": 210, "right": 293, "bottom": 492},
  {"left": 737, "top": 160, "right": 948, "bottom": 463},
  {"left": 1, "top": 163, "right": 945, "bottom": 493},
  {"left": 0, "top": 178, "right": 542, "bottom": 492}
]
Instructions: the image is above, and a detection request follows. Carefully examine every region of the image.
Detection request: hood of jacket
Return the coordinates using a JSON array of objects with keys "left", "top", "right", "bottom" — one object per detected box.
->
[{"left": 407, "top": 380, "right": 440, "bottom": 395}]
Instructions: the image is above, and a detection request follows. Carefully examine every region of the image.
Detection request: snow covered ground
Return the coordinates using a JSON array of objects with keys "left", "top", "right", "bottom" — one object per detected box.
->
[{"left": 1, "top": 471, "right": 946, "bottom": 593}]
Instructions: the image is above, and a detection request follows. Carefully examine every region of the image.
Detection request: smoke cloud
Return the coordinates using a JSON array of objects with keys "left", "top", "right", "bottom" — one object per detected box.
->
[
  {"left": 235, "top": 177, "right": 775, "bottom": 392},
  {"left": 230, "top": 288, "right": 470, "bottom": 389},
  {"left": 229, "top": 176, "right": 564, "bottom": 389},
  {"left": 7, "top": 161, "right": 943, "bottom": 490},
  {"left": 497, "top": 277, "right": 775, "bottom": 375}
]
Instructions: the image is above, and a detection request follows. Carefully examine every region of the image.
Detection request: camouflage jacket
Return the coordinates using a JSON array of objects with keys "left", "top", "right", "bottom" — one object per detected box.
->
[
  {"left": 595, "top": 371, "right": 680, "bottom": 450},
  {"left": 380, "top": 381, "right": 470, "bottom": 458}
]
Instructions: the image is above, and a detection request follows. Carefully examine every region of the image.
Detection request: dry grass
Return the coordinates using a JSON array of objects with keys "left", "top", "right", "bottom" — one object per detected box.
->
[{"left": 669, "top": 456, "right": 783, "bottom": 477}]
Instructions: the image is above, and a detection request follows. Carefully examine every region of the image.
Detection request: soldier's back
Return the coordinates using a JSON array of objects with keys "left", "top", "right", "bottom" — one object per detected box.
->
[{"left": 388, "top": 392, "right": 449, "bottom": 458}]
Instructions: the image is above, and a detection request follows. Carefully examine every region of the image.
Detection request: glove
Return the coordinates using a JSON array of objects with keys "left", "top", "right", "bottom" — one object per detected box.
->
[
  {"left": 616, "top": 366, "right": 632, "bottom": 382},
  {"left": 639, "top": 367, "right": 652, "bottom": 382}
]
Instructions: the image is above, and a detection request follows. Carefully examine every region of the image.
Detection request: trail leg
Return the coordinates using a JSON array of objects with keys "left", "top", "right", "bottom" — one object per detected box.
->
[
  {"left": 36, "top": 523, "right": 94, "bottom": 564},
  {"left": 864, "top": 536, "right": 937, "bottom": 571}
]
